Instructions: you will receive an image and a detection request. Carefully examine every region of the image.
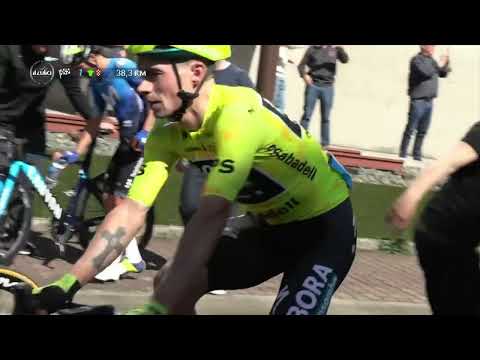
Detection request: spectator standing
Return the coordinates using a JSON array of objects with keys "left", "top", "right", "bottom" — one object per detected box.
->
[
  {"left": 298, "top": 45, "right": 349, "bottom": 147},
  {"left": 399, "top": 45, "right": 451, "bottom": 161}
]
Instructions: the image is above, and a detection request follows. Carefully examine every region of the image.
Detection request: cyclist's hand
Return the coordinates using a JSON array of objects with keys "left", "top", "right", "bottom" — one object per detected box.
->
[
  {"left": 21, "top": 275, "right": 81, "bottom": 314},
  {"left": 386, "top": 191, "right": 419, "bottom": 231},
  {"left": 14, "top": 282, "right": 73, "bottom": 315},
  {"left": 131, "top": 130, "right": 149, "bottom": 152},
  {"left": 60, "top": 151, "right": 80, "bottom": 165}
]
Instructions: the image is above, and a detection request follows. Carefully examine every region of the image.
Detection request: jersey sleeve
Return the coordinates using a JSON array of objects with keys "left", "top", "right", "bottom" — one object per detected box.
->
[
  {"left": 203, "top": 103, "right": 263, "bottom": 202},
  {"left": 112, "top": 83, "right": 143, "bottom": 138},
  {"left": 462, "top": 122, "right": 480, "bottom": 155},
  {"left": 127, "top": 124, "right": 179, "bottom": 207}
]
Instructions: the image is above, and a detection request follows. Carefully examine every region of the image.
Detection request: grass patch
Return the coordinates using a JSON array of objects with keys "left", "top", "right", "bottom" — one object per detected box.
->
[{"left": 31, "top": 155, "right": 430, "bottom": 241}]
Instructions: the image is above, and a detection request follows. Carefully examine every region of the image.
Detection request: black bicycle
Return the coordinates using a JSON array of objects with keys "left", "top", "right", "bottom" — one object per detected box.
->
[{"left": 49, "top": 133, "right": 155, "bottom": 253}]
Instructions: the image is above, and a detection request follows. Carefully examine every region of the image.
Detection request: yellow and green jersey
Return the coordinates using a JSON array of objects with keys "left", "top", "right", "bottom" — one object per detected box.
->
[{"left": 128, "top": 84, "right": 350, "bottom": 225}]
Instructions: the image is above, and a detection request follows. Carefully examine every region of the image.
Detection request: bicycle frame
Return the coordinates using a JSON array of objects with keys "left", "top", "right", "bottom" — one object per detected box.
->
[
  {"left": 0, "top": 135, "right": 101, "bottom": 221},
  {"left": 0, "top": 161, "right": 63, "bottom": 220}
]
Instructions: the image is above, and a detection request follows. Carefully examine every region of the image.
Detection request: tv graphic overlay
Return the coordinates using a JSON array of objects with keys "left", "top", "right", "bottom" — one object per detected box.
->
[{"left": 29, "top": 60, "right": 55, "bottom": 86}]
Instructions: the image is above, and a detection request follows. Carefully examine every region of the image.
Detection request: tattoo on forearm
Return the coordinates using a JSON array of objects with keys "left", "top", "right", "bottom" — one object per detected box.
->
[{"left": 91, "top": 227, "right": 127, "bottom": 271}]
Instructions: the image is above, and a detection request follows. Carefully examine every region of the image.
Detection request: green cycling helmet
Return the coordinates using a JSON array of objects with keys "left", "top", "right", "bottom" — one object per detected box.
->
[
  {"left": 129, "top": 45, "right": 231, "bottom": 63},
  {"left": 130, "top": 45, "right": 231, "bottom": 122}
]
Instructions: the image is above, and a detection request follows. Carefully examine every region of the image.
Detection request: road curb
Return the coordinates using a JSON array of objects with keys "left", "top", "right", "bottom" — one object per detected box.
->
[{"left": 74, "top": 291, "right": 430, "bottom": 315}]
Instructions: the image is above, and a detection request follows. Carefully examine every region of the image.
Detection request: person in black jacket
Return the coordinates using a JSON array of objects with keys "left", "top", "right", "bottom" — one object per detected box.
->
[
  {"left": 0, "top": 45, "right": 95, "bottom": 255},
  {"left": 399, "top": 45, "right": 451, "bottom": 161},
  {"left": 298, "top": 45, "right": 349, "bottom": 147},
  {"left": 389, "top": 122, "right": 480, "bottom": 315},
  {"left": 0, "top": 45, "right": 94, "bottom": 156}
]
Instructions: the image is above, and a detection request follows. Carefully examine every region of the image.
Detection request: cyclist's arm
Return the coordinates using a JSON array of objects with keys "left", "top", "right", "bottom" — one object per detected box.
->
[
  {"left": 153, "top": 194, "right": 231, "bottom": 309},
  {"left": 71, "top": 131, "right": 177, "bottom": 284},
  {"left": 74, "top": 115, "right": 103, "bottom": 156},
  {"left": 70, "top": 197, "right": 149, "bottom": 285},
  {"left": 128, "top": 121, "right": 179, "bottom": 204},
  {"left": 73, "top": 88, "right": 106, "bottom": 156},
  {"left": 59, "top": 67, "right": 95, "bottom": 121}
]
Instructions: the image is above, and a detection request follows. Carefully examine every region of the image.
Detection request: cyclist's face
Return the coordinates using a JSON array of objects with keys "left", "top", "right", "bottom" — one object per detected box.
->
[
  {"left": 78, "top": 53, "right": 98, "bottom": 70},
  {"left": 139, "top": 58, "right": 208, "bottom": 122},
  {"left": 138, "top": 59, "right": 183, "bottom": 117}
]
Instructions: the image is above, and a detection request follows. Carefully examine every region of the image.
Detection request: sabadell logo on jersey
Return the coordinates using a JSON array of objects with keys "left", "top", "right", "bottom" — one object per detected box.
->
[{"left": 264, "top": 144, "right": 318, "bottom": 181}]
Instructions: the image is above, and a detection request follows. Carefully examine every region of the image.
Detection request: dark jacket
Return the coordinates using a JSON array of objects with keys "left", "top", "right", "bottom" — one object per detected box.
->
[
  {"left": 408, "top": 52, "right": 451, "bottom": 100},
  {"left": 0, "top": 45, "right": 94, "bottom": 132},
  {"left": 214, "top": 63, "right": 255, "bottom": 88},
  {"left": 297, "top": 45, "right": 349, "bottom": 86}
]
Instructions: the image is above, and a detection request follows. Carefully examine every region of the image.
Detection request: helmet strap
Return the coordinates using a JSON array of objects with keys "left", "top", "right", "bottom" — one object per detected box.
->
[{"left": 169, "top": 62, "right": 211, "bottom": 122}]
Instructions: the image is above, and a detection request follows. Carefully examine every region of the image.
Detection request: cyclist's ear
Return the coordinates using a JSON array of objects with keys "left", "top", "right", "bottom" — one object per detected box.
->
[{"left": 189, "top": 61, "right": 208, "bottom": 87}]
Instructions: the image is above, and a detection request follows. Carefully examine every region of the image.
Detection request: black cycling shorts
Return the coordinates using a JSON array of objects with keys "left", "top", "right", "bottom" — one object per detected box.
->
[
  {"left": 207, "top": 198, "right": 357, "bottom": 315},
  {"left": 104, "top": 145, "right": 144, "bottom": 198}
]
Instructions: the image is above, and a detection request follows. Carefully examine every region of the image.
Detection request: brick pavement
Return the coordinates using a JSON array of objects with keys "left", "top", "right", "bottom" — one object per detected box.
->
[{"left": 7, "top": 230, "right": 428, "bottom": 306}]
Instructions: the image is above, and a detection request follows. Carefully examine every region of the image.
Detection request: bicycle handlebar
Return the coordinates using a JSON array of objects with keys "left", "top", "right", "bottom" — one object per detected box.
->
[{"left": 10, "top": 283, "right": 116, "bottom": 315}]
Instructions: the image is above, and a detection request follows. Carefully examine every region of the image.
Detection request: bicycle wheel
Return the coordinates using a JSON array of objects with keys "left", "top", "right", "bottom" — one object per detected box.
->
[
  {"left": 0, "top": 174, "right": 33, "bottom": 264},
  {"left": 0, "top": 268, "right": 38, "bottom": 314},
  {"left": 76, "top": 174, "right": 155, "bottom": 250}
]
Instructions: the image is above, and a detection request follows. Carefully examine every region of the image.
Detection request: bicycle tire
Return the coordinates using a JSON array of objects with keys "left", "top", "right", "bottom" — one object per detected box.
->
[
  {"left": 0, "top": 268, "right": 38, "bottom": 314},
  {"left": 76, "top": 174, "right": 155, "bottom": 250},
  {"left": 0, "top": 174, "right": 33, "bottom": 266}
]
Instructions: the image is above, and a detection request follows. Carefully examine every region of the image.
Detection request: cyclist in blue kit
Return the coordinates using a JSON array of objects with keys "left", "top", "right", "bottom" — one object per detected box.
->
[{"left": 53, "top": 45, "right": 156, "bottom": 281}]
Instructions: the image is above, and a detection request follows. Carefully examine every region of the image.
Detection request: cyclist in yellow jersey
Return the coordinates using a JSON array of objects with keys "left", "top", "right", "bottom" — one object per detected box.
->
[{"left": 22, "top": 45, "right": 357, "bottom": 315}]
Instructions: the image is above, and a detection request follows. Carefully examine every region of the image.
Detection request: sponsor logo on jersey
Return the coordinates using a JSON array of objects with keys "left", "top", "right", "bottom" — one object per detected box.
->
[
  {"left": 264, "top": 144, "right": 317, "bottom": 181},
  {"left": 126, "top": 158, "right": 144, "bottom": 189},
  {"left": 137, "top": 163, "right": 146, "bottom": 176},
  {"left": 122, "top": 120, "right": 133, "bottom": 128},
  {"left": 287, "top": 265, "right": 337, "bottom": 315},
  {"left": 258, "top": 197, "right": 300, "bottom": 219},
  {"left": 194, "top": 159, "right": 235, "bottom": 175}
]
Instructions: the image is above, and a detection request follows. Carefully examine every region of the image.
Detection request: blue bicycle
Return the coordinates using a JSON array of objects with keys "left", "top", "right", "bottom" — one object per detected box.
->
[{"left": 0, "top": 131, "right": 155, "bottom": 266}]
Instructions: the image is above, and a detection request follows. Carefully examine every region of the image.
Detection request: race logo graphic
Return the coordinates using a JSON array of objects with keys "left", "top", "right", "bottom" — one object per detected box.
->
[{"left": 29, "top": 60, "right": 55, "bottom": 86}]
